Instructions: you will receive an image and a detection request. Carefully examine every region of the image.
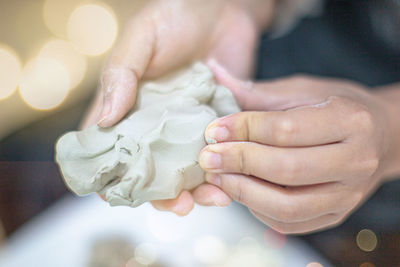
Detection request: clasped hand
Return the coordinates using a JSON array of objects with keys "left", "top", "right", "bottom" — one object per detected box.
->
[{"left": 156, "top": 61, "right": 392, "bottom": 234}]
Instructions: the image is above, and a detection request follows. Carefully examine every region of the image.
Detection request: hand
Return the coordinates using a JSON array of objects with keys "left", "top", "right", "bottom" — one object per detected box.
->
[
  {"left": 195, "top": 61, "right": 398, "bottom": 234},
  {"left": 82, "top": 0, "right": 275, "bottom": 214}
]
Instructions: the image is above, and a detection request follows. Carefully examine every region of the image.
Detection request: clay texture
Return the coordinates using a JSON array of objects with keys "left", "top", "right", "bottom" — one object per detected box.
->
[{"left": 55, "top": 63, "right": 240, "bottom": 207}]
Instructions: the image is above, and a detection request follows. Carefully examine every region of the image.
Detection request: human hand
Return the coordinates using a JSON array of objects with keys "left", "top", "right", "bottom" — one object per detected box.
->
[
  {"left": 82, "top": 0, "right": 275, "bottom": 129},
  {"left": 82, "top": 0, "right": 275, "bottom": 214},
  {"left": 194, "top": 61, "right": 398, "bottom": 234}
]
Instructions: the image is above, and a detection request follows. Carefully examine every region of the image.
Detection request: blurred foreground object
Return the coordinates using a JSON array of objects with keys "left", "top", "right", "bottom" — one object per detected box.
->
[{"left": 0, "top": 195, "right": 332, "bottom": 267}]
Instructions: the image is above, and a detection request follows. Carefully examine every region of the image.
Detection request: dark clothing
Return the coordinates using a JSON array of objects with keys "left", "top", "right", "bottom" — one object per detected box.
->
[{"left": 257, "top": 0, "right": 400, "bottom": 86}]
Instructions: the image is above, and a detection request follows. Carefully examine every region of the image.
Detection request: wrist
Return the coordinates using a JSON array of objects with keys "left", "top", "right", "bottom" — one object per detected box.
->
[{"left": 374, "top": 84, "right": 400, "bottom": 181}]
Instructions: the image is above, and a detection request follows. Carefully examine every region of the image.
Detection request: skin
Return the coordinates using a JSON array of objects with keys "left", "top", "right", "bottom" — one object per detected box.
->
[
  {"left": 83, "top": 0, "right": 400, "bottom": 233},
  {"left": 197, "top": 61, "right": 400, "bottom": 234},
  {"left": 82, "top": 0, "right": 275, "bottom": 215}
]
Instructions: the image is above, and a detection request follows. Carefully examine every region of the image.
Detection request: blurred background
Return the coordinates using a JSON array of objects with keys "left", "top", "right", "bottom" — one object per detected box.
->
[{"left": 0, "top": 0, "right": 399, "bottom": 266}]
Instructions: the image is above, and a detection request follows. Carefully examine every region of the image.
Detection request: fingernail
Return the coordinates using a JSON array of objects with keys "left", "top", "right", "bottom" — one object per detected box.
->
[
  {"left": 97, "top": 96, "right": 112, "bottom": 126},
  {"left": 97, "top": 67, "right": 132, "bottom": 127},
  {"left": 172, "top": 203, "right": 190, "bottom": 216},
  {"left": 205, "top": 173, "right": 221, "bottom": 187},
  {"left": 214, "top": 197, "right": 231, "bottom": 207},
  {"left": 199, "top": 151, "right": 222, "bottom": 170},
  {"left": 206, "top": 126, "right": 229, "bottom": 144}
]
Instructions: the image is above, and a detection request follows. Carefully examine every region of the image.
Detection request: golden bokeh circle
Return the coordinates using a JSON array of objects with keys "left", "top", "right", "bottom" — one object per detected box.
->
[
  {"left": 134, "top": 242, "right": 158, "bottom": 265},
  {"left": 0, "top": 46, "right": 22, "bottom": 100},
  {"left": 67, "top": 4, "right": 118, "bottom": 56},
  {"left": 43, "top": 0, "right": 83, "bottom": 37},
  {"left": 194, "top": 235, "right": 228, "bottom": 265},
  {"left": 356, "top": 229, "right": 378, "bottom": 252},
  {"left": 39, "top": 39, "right": 87, "bottom": 89},
  {"left": 19, "top": 57, "right": 70, "bottom": 110}
]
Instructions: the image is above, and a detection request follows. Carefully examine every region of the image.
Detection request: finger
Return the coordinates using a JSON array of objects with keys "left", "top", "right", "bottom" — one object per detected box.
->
[
  {"left": 80, "top": 89, "right": 104, "bottom": 129},
  {"left": 97, "top": 193, "right": 107, "bottom": 202},
  {"left": 250, "top": 209, "right": 343, "bottom": 234},
  {"left": 206, "top": 173, "right": 349, "bottom": 223},
  {"left": 205, "top": 97, "right": 351, "bottom": 146},
  {"left": 191, "top": 183, "right": 232, "bottom": 207},
  {"left": 97, "top": 14, "right": 156, "bottom": 127},
  {"left": 151, "top": 190, "right": 194, "bottom": 216},
  {"left": 208, "top": 59, "right": 339, "bottom": 111},
  {"left": 199, "top": 142, "right": 351, "bottom": 186}
]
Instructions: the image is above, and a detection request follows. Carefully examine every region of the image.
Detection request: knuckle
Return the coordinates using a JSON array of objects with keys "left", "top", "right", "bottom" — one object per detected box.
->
[
  {"left": 237, "top": 147, "right": 251, "bottom": 175},
  {"left": 243, "top": 113, "right": 254, "bottom": 141},
  {"left": 332, "top": 215, "right": 345, "bottom": 226},
  {"left": 353, "top": 153, "right": 380, "bottom": 177},
  {"left": 235, "top": 179, "right": 249, "bottom": 204},
  {"left": 351, "top": 191, "right": 364, "bottom": 207},
  {"left": 325, "top": 214, "right": 346, "bottom": 229},
  {"left": 351, "top": 105, "right": 375, "bottom": 131},
  {"left": 361, "top": 157, "right": 380, "bottom": 176},
  {"left": 273, "top": 118, "right": 297, "bottom": 145},
  {"left": 225, "top": 175, "right": 248, "bottom": 204}
]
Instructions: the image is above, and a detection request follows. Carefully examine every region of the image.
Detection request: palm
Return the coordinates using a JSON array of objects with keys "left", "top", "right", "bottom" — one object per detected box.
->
[
  {"left": 205, "top": 2, "right": 259, "bottom": 79},
  {"left": 143, "top": 0, "right": 259, "bottom": 80}
]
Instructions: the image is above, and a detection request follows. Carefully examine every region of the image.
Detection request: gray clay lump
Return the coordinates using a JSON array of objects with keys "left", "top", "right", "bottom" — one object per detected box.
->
[{"left": 55, "top": 63, "right": 240, "bottom": 207}]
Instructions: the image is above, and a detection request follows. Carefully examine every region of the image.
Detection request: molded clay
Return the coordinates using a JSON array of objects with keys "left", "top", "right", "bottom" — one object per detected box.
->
[{"left": 55, "top": 63, "right": 240, "bottom": 207}]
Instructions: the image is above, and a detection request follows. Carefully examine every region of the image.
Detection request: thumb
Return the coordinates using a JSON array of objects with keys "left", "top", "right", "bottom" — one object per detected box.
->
[
  {"left": 207, "top": 59, "right": 328, "bottom": 111},
  {"left": 97, "top": 16, "right": 156, "bottom": 127}
]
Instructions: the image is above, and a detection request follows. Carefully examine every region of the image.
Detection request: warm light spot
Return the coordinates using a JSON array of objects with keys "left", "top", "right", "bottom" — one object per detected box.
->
[
  {"left": 306, "top": 262, "right": 324, "bottom": 267},
  {"left": 134, "top": 242, "right": 158, "bottom": 265},
  {"left": 0, "top": 46, "right": 21, "bottom": 100},
  {"left": 67, "top": 4, "right": 118, "bottom": 56},
  {"left": 19, "top": 57, "right": 70, "bottom": 110},
  {"left": 145, "top": 207, "right": 189, "bottom": 242},
  {"left": 360, "top": 262, "right": 376, "bottom": 267},
  {"left": 194, "top": 235, "right": 228, "bottom": 265},
  {"left": 356, "top": 229, "right": 378, "bottom": 252},
  {"left": 43, "top": 0, "right": 83, "bottom": 37},
  {"left": 264, "top": 228, "right": 286, "bottom": 249},
  {"left": 224, "top": 236, "right": 283, "bottom": 267},
  {"left": 39, "top": 39, "right": 87, "bottom": 89}
]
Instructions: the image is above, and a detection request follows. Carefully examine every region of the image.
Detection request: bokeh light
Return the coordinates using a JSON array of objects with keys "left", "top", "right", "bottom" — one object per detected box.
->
[
  {"left": 19, "top": 57, "right": 70, "bottom": 110},
  {"left": 42, "top": 0, "right": 83, "bottom": 37},
  {"left": 264, "top": 228, "right": 287, "bottom": 249},
  {"left": 145, "top": 207, "right": 190, "bottom": 242},
  {"left": 356, "top": 229, "right": 378, "bottom": 252},
  {"left": 67, "top": 4, "right": 118, "bottom": 56},
  {"left": 39, "top": 39, "right": 87, "bottom": 89},
  {"left": 194, "top": 235, "right": 228, "bottom": 265},
  {"left": 306, "top": 262, "right": 324, "bottom": 267},
  {"left": 0, "top": 45, "right": 21, "bottom": 100},
  {"left": 134, "top": 242, "right": 158, "bottom": 265},
  {"left": 223, "top": 236, "right": 283, "bottom": 267}
]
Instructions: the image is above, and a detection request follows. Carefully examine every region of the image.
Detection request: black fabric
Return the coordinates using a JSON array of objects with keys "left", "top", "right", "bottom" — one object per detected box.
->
[{"left": 256, "top": 0, "right": 400, "bottom": 86}]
